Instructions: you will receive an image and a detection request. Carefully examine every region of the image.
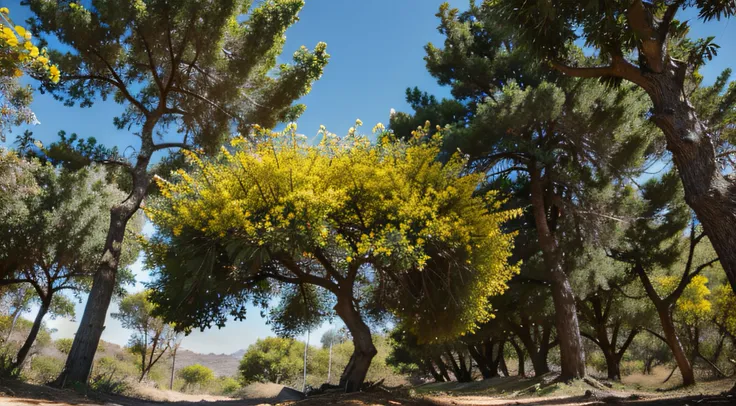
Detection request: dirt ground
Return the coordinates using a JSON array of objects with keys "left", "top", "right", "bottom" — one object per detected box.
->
[{"left": 0, "top": 375, "right": 734, "bottom": 406}]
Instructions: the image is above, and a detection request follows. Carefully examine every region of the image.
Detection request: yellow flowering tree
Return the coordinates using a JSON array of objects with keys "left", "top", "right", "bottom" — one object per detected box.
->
[
  {"left": 0, "top": 7, "right": 59, "bottom": 142},
  {"left": 144, "top": 123, "right": 519, "bottom": 392}
]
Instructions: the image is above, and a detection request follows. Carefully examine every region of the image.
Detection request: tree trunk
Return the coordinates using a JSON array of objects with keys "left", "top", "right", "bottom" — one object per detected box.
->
[
  {"left": 169, "top": 346, "right": 177, "bottom": 391},
  {"left": 335, "top": 296, "right": 376, "bottom": 393},
  {"left": 514, "top": 325, "right": 550, "bottom": 376},
  {"left": 434, "top": 356, "right": 451, "bottom": 381},
  {"left": 529, "top": 165, "right": 586, "bottom": 380},
  {"left": 55, "top": 156, "right": 150, "bottom": 387},
  {"left": 657, "top": 306, "right": 695, "bottom": 386},
  {"left": 467, "top": 344, "right": 493, "bottom": 379},
  {"left": 509, "top": 338, "right": 525, "bottom": 377},
  {"left": 644, "top": 63, "right": 736, "bottom": 294},
  {"left": 13, "top": 296, "right": 50, "bottom": 370},
  {"left": 496, "top": 340, "right": 509, "bottom": 377},
  {"left": 605, "top": 352, "right": 622, "bottom": 381},
  {"left": 423, "top": 359, "right": 444, "bottom": 382}
]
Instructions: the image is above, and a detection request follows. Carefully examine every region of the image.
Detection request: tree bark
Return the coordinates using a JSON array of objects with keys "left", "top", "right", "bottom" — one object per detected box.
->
[
  {"left": 642, "top": 62, "right": 736, "bottom": 295},
  {"left": 497, "top": 341, "right": 509, "bottom": 377},
  {"left": 509, "top": 338, "right": 525, "bottom": 377},
  {"left": 335, "top": 296, "right": 377, "bottom": 393},
  {"left": 511, "top": 322, "right": 551, "bottom": 376},
  {"left": 433, "top": 355, "right": 451, "bottom": 381},
  {"left": 467, "top": 344, "right": 493, "bottom": 379},
  {"left": 656, "top": 306, "right": 695, "bottom": 386},
  {"left": 529, "top": 166, "right": 586, "bottom": 380},
  {"left": 423, "top": 359, "right": 444, "bottom": 382},
  {"left": 55, "top": 147, "right": 151, "bottom": 387},
  {"left": 13, "top": 295, "right": 50, "bottom": 370}
]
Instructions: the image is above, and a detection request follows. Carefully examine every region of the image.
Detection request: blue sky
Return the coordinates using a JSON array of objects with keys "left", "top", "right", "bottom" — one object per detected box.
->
[{"left": 4, "top": 1, "right": 736, "bottom": 355}]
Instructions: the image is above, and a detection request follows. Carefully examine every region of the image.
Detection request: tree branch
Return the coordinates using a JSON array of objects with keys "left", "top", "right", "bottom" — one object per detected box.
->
[
  {"left": 88, "top": 49, "right": 150, "bottom": 115},
  {"left": 549, "top": 56, "right": 651, "bottom": 90},
  {"left": 626, "top": 0, "right": 665, "bottom": 73},
  {"left": 644, "top": 328, "right": 668, "bottom": 344},
  {"left": 152, "top": 142, "right": 194, "bottom": 152},
  {"left": 135, "top": 25, "right": 164, "bottom": 94}
]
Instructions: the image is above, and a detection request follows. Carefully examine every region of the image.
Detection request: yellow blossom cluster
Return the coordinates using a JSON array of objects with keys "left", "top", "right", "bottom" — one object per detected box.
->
[
  {"left": 656, "top": 274, "right": 713, "bottom": 325},
  {"left": 147, "top": 123, "right": 520, "bottom": 340},
  {"left": 0, "top": 7, "right": 60, "bottom": 83}
]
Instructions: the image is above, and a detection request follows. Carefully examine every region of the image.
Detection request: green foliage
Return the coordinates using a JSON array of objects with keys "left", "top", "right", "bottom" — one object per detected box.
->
[
  {"left": 0, "top": 150, "right": 140, "bottom": 294},
  {"left": 89, "top": 356, "right": 134, "bottom": 395},
  {"left": 112, "top": 290, "right": 178, "bottom": 381},
  {"left": 487, "top": 0, "right": 736, "bottom": 69},
  {"left": 178, "top": 364, "right": 214, "bottom": 391},
  {"left": 25, "top": 355, "right": 63, "bottom": 384},
  {"left": 145, "top": 127, "right": 519, "bottom": 345},
  {"left": 320, "top": 328, "right": 349, "bottom": 349},
  {"left": 55, "top": 338, "right": 73, "bottom": 355},
  {"left": 25, "top": 0, "right": 329, "bottom": 148},
  {"left": 239, "top": 336, "right": 303, "bottom": 384}
]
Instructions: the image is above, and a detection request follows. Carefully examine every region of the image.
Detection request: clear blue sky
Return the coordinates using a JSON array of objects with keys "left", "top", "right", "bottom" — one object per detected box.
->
[{"left": 4, "top": 1, "right": 736, "bottom": 355}]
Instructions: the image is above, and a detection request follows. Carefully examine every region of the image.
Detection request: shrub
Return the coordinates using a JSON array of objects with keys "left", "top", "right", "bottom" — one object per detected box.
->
[
  {"left": 179, "top": 364, "right": 213, "bottom": 392},
  {"left": 88, "top": 356, "right": 136, "bottom": 395},
  {"left": 26, "top": 356, "right": 63, "bottom": 383},
  {"left": 55, "top": 338, "right": 73, "bottom": 355}
]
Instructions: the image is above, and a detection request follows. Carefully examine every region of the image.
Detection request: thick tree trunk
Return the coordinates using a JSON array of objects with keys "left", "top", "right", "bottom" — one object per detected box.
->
[
  {"left": 55, "top": 152, "right": 150, "bottom": 387},
  {"left": 656, "top": 306, "right": 695, "bottom": 386},
  {"left": 530, "top": 166, "right": 586, "bottom": 380},
  {"left": 13, "top": 296, "right": 50, "bottom": 370},
  {"left": 548, "top": 273, "right": 586, "bottom": 380},
  {"left": 644, "top": 63, "right": 736, "bottom": 294},
  {"left": 335, "top": 296, "right": 376, "bottom": 392},
  {"left": 604, "top": 352, "right": 622, "bottom": 381}
]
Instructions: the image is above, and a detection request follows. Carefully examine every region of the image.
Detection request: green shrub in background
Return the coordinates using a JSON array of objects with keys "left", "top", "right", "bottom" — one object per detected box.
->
[
  {"left": 88, "top": 356, "right": 136, "bottom": 395},
  {"left": 179, "top": 364, "right": 214, "bottom": 392},
  {"left": 26, "top": 356, "right": 63, "bottom": 383},
  {"left": 55, "top": 338, "right": 73, "bottom": 355}
]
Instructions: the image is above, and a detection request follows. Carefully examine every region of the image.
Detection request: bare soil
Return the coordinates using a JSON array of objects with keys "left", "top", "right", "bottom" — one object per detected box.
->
[{"left": 0, "top": 374, "right": 733, "bottom": 406}]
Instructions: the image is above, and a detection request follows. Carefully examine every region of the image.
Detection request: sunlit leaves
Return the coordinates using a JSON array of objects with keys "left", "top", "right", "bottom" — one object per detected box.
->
[{"left": 145, "top": 126, "right": 519, "bottom": 341}]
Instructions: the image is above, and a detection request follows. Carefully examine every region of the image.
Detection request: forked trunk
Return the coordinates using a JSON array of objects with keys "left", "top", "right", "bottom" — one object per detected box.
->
[
  {"left": 335, "top": 296, "right": 376, "bottom": 392},
  {"left": 55, "top": 159, "right": 150, "bottom": 387}
]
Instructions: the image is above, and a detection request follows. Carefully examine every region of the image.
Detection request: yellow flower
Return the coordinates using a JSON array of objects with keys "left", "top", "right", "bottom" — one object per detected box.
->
[
  {"left": 36, "top": 55, "right": 49, "bottom": 65},
  {"left": 49, "top": 65, "right": 60, "bottom": 83},
  {"left": 355, "top": 119, "right": 363, "bottom": 127},
  {"left": 346, "top": 256, "right": 353, "bottom": 263},
  {"left": 15, "top": 26, "right": 30, "bottom": 41},
  {"left": 0, "top": 8, "right": 9, "bottom": 14},
  {"left": 3, "top": 27, "right": 18, "bottom": 47},
  {"left": 29, "top": 45, "right": 39, "bottom": 58},
  {"left": 13, "top": 69, "right": 22, "bottom": 77}
]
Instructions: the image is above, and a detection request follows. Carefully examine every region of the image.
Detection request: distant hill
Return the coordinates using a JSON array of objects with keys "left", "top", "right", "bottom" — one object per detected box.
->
[
  {"left": 230, "top": 349, "right": 246, "bottom": 359},
  {"left": 172, "top": 348, "right": 245, "bottom": 377}
]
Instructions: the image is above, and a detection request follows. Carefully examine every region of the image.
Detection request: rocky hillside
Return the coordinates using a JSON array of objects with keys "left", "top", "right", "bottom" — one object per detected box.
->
[{"left": 173, "top": 348, "right": 243, "bottom": 377}]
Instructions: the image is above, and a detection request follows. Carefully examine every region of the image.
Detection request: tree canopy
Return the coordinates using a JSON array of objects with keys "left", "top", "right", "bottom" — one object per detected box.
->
[
  {"left": 21, "top": 0, "right": 330, "bottom": 385},
  {"left": 144, "top": 125, "right": 519, "bottom": 390}
]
